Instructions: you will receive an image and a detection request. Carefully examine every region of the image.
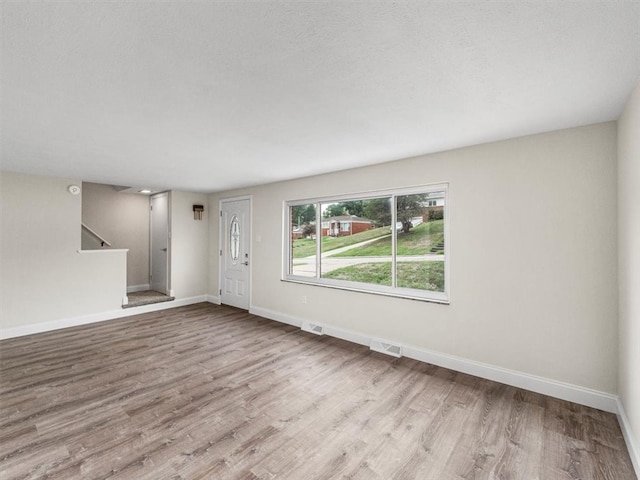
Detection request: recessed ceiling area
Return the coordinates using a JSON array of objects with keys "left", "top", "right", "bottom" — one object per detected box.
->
[{"left": 1, "top": 1, "right": 639, "bottom": 193}]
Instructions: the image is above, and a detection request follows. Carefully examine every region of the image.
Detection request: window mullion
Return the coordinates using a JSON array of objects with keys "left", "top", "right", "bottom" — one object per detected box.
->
[
  {"left": 391, "top": 195, "right": 397, "bottom": 289},
  {"left": 316, "top": 203, "right": 321, "bottom": 279},
  {"left": 288, "top": 207, "right": 293, "bottom": 276}
]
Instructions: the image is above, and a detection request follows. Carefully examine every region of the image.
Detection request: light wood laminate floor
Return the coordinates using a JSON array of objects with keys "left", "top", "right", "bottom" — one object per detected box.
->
[{"left": 0, "top": 303, "right": 636, "bottom": 479}]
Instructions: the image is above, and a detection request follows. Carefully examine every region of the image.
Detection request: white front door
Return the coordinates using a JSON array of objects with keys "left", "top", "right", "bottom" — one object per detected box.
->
[
  {"left": 220, "top": 198, "right": 250, "bottom": 309},
  {"left": 150, "top": 192, "right": 170, "bottom": 295}
]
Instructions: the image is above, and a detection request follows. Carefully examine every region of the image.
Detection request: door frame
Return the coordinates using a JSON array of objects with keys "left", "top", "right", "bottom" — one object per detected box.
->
[
  {"left": 150, "top": 191, "right": 172, "bottom": 296},
  {"left": 218, "top": 195, "right": 252, "bottom": 308}
]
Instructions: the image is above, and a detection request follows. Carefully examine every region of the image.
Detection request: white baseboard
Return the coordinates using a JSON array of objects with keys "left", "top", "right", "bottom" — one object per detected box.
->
[
  {"left": 402, "top": 344, "right": 618, "bottom": 413},
  {"left": 249, "top": 306, "right": 303, "bottom": 328},
  {"left": 127, "top": 284, "right": 150, "bottom": 293},
  {"left": 0, "top": 295, "right": 208, "bottom": 340},
  {"left": 249, "top": 306, "right": 618, "bottom": 414},
  {"left": 207, "top": 295, "right": 221, "bottom": 305},
  {"left": 618, "top": 397, "right": 640, "bottom": 478}
]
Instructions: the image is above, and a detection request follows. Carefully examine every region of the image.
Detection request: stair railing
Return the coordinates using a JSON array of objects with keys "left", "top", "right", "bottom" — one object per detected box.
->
[{"left": 81, "top": 223, "right": 112, "bottom": 247}]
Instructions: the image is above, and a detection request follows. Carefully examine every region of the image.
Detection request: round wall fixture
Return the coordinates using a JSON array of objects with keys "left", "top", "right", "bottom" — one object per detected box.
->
[{"left": 67, "top": 184, "right": 81, "bottom": 195}]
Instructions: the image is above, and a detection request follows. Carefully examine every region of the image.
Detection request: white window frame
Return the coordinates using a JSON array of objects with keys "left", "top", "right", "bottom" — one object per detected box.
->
[{"left": 283, "top": 183, "right": 450, "bottom": 304}]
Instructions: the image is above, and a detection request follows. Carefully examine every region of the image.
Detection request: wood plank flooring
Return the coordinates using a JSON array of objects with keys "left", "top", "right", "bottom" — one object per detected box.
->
[{"left": 0, "top": 303, "right": 635, "bottom": 479}]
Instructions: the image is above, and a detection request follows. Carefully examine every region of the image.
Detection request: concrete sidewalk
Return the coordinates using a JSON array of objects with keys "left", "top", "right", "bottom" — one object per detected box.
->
[
  {"left": 293, "top": 253, "right": 445, "bottom": 275},
  {"left": 304, "top": 234, "right": 392, "bottom": 259}
]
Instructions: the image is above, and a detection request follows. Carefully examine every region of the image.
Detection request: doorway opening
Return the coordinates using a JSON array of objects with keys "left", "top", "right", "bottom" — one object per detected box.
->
[
  {"left": 125, "top": 191, "right": 173, "bottom": 308},
  {"left": 81, "top": 183, "right": 174, "bottom": 309},
  {"left": 150, "top": 192, "right": 171, "bottom": 296}
]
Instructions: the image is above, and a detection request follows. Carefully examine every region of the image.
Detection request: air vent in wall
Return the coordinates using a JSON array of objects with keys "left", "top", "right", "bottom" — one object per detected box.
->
[
  {"left": 301, "top": 322, "right": 324, "bottom": 335},
  {"left": 370, "top": 338, "right": 402, "bottom": 358}
]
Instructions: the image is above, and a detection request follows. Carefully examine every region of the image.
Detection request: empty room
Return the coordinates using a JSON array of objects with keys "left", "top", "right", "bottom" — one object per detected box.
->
[{"left": 1, "top": 1, "right": 639, "bottom": 479}]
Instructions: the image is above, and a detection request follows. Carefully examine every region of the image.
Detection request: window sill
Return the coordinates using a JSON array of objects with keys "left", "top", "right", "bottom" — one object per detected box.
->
[{"left": 282, "top": 277, "right": 450, "bottom": 304}]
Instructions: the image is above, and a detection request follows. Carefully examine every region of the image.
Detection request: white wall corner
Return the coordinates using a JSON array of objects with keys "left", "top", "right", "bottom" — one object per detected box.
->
[
  {"left": 207, "top": 295, "right": 221, "bottom": 305},
  {"left": 617, "top": 397, "right": 640, "bottom": 478}
]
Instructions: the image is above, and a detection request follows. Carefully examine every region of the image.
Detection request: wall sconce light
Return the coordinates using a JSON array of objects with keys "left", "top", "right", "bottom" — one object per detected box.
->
[{"left": 193, "top": 204, "right": 204, "bottom": 220}]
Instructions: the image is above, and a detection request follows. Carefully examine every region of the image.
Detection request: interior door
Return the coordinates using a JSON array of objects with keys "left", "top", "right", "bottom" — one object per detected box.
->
[
  {"left": 220, "top": 198, "right": 250, "bottom": 309},
  {"left": 150, "top": 192, "right": 170, "bottom": 295}
]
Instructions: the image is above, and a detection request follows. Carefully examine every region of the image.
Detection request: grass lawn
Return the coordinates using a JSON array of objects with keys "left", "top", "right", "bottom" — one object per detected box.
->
[
  {"left": 322, "top": 261, "right": 445, "bottom": 291},
  {"left": 331, "top": 220, "right": 444, "bottom": 257},
  {"left": 291, "top": 226, "right": 390, "bottom": 258}
]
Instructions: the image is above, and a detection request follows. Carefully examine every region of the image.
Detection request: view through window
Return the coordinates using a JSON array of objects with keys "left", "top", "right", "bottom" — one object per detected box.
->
[{"left": 286, "top": 185, "right": 448, "bottom": 303}]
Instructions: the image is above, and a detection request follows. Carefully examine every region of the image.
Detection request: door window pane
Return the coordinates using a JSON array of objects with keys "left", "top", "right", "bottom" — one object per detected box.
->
[{"left": 229, "top": 215, "right": 240, "bottom": 264}]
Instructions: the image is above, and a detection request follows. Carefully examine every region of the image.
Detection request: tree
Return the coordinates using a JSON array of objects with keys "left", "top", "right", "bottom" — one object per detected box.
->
[
  {"left": 291, "top": 204, "right": 316, "bottom": 225},
  {"left": 323, "top": 200, "right": 366, "bottom": 218},
  {"left": 396, "top": 194, "right": 427, "bottom": 233},
  {"left": 363, "top": 198, "right": 391, "bottom": 226},
  {"left": 323, "top": 203, "right": 347, "bottom": 218},
  {"left": 341, "top": 201, "right": 365, "bottom": 217}
]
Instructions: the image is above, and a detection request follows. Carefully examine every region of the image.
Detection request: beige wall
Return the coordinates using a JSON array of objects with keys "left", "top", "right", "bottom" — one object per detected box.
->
[
  {"left": 618, "top": 82, "right": 640, "bottom": 458},
  {"left": 0, "top": 173, "right": 209, "bottom": 333},
  {"left": 171, "top": 191, "right": 209, "bottom": 299},
  {"left": 209, "top": 123, "right": 618, "bottom": 394},
  {"left": 82, "top": 182, "right": 150, "bottom": 288},
  {"left": 0, "top": 172, "right": 126, "bottom": 330}
]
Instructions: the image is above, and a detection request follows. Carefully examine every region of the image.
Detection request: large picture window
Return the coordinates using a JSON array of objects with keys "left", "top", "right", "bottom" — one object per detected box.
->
[{"left": 284, "top": 184, "right": 449, "bottom": 303}]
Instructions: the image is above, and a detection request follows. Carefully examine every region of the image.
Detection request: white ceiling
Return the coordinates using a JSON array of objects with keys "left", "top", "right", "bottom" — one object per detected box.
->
[{"left": 1, "top": 1, "right": 639, "bottom": 193}]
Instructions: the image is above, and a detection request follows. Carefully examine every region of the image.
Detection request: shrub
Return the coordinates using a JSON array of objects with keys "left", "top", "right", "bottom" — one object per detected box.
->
[
  {"left": 427, "top": 208, "right": 444, "bottom": 221},
  {"left": 302, "top": 224, "right": 316, "bottom": 237}
]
